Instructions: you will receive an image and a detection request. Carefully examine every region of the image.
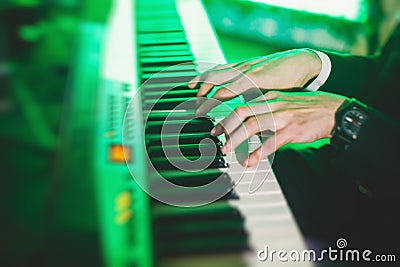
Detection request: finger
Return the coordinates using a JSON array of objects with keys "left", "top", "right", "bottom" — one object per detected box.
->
[
  {"left": 253, "top": 90, "right": 323, "bottom": 103},
  {"left": 212, "top": 105, "right": 252, "bottom": 136},
  {"left": 196, "top": 64, "right": 252, "bottom": 97},
  {"left": 189, "top": 55, "right": 268, "bottom": 89},
  {"left": 197, "top": 82, "right": 217, "bottom": 97},
  {"left": 251, "top": 90, "right": 285, "bottom": 102},
  {"left": 211, "top": 103, "right": 274, "bottom": 136},
  {"left": 188, "top": 66, "right": 215, "bottom": 89},
  {"left": 212, "top": 100, "right": 289, "bottom": 136},
  {"left": 218, "top": 57, "right": 263, "bottom": 72},
  {"left": 195, "top": 97, "right": 222, "bottom": 116},
  {"left": 221, "top": 114, "right": 277, "bottom": 154},
  {"left": 188, "top": 62, "right": 240, "bottom": 89},
  {"left": 195, "top": 87, "right": 238, "bottom": 115},
  {"left": 258, "top": 130, "right": 275, "bottom": 139},
  {"left": 244, "top": 130, "right": 291, "bottom": 167},
  {"left": 196, "top": 76, "right": 257, "bottom": 115},
  {"left": 188, "top": 74, "right": 201, "bottom": 88},
  {"left": 192, "top": 57, "right": 262, "bottom": 94},
  {"left": 235, "top": 56, "right": 268, "bottom": 71},
  {"left": 188, "top": 69, "right": 213, "bottom": 89}
]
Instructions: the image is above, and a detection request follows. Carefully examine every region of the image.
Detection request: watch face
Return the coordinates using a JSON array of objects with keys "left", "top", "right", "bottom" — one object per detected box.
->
[{"left": 342, "top": 109, "right": 367, "bottom": 140}]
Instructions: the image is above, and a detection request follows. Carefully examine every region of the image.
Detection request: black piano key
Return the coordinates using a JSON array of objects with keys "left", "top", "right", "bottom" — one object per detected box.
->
[
  {"left": 144, "top": 97, "right": 196, "bottom": 111},
  {"left": 152, "top": 202, "right": 248, "bottom": 257},
  {"left": 148, "top": 143, "right": 222, "bottom": 157},
  {"left": 140, "top": 59, "right": 193, "bottom": 68},
  {"left": 141, "top": 75, "right": 196, "bottom": 84},
  {"left": 139, "top": 44, "right": 190, "bottom": 54},
  {"left": 145, "top": 110, "right": 197, "bottom": 121},
  {"left": 153, "top": 204, "right": 248, "bottom": 256},
  {"left": 137, "top": 8, "right": 179, "bottom": 13},
  {"left": 141, "top": 65, "right": 197, "bottom": 74},
  {"left": 141, "top": 81, "right": 189, "bottom": 89},
  {"left": 137, "top": 16, "right": 182, "bottom": 23},
  {"left": 141, "top": 84, "right": 193, "bottom": 92},
  {"left": 141, "top": 70, "right": 197, "bottom": 80},
  {"left": 155, "top": 234, "right": 248, "bottom": 257},
  {"left": 145, "top": 117, "right": 214, "bottom": 134},
  {"left": 154, "top": 214, "right": 245, "bottom": 235},
  {"left": 139, "top": 50, "right": 193, "bottom": 58},
  {"left": 152, "top": 168, "right": 226, "bottom": 181},
  {"left": 140, "top": 50, "right": 193, "bottom": 57},
  {"left": 138, "top": 31, "right": 186, "bottom": 38},
  {"left": 227, "top": 189, "right": 240, "bottom": 200},
  {"left": 144, "top": 106, "right": 204, "bottom": 120},
  {"left": 154, "top": 223, "right": 247, "bottom": 246},
  {"left": 154, "top": 217, "right": 244, "bottom": 236},
  {"left": 144, "top": 89, "right": 198, "bottom": 100},
  {"left": 150, "top": 185, "right": 235, "bottom": 205},
  {"left": 146, "top": 132, "right": 222, "bottom": 146},
  {"left": 140, "top": 57, "right": 194, "bottom": 68},
  {"left": 141, "top": 55, "right": 193, "bottom": 63},
  {"left": 150, "top": 169, "right": 231, "bottom": 187},
  {"left": 149, "top": 156, "right": 228, "bottom": 171},
  {"left": 139, "top": 39, "right": 189, "bottom": 46},
  {"left": 138, "top": 26, "right": 183, "bottom": 33},
  {"left": 150, "top": 186, "right": 235, "bottom": 202},
  {"left": 137, "top": 7, "right": 179, "bottom": 14},
  {"left": 137, "top": 27, "right": 185, "bottom": 33},
  {"left": 146, "top": 133, "right": 222, "bottom": 147},
  {"left": 153, "top": 200, "right": 237, "bottom": 217},
  {"left": 154, "top": 225, "right": 248, "bottom": 257}
]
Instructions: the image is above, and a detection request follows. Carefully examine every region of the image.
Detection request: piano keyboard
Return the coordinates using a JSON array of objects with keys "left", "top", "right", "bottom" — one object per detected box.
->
[{"left": 93, "top": 0, "right": 314, "bottom": 266}]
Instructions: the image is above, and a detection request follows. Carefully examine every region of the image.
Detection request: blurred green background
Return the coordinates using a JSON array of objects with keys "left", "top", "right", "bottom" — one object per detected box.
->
[{"left": 0, "top": 0, "right": 398, "bottom": 266}]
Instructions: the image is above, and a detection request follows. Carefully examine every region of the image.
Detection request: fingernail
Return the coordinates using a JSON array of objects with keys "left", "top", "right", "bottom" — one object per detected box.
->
[
  {"left": 243, "top": 159, "right": 249, "bottom": 167},
  {"left": 211, "top": 127, "right": 216, "bottom": 135},
  {"left": 220, "top": 146, "right": 226, "bottom": 154},
  {"left": 196, "top": 107, "right": 206, "bottom": 116}
]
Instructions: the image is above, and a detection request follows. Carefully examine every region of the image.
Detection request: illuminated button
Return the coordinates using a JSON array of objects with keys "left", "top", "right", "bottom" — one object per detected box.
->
[
  {"left": 115, "top": 191, "right": 132, "bottom": 211},
  {"left": 115, "top": 210, "right": 133, "bottom": 225},
  {"left": 109, "top": 144, "right": 132, "bottom": 163},
  {"left": 104, "top": 131, "right": 116, "bottom": 138}
]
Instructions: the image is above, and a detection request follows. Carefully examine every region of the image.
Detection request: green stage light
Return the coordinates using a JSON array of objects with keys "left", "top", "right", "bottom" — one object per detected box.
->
[{"left": 249, "top": 0, "right": 368, "bottom": 22}]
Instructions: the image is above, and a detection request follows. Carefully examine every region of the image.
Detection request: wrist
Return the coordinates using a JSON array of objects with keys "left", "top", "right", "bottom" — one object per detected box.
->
[{"left": 298, "top": 49, "right": 323, "bottom": 86}]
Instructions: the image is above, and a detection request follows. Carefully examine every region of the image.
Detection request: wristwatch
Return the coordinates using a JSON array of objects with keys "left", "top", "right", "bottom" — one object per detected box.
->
[{"left": 331, "top": 98, "right": 369, "bottom": 150}]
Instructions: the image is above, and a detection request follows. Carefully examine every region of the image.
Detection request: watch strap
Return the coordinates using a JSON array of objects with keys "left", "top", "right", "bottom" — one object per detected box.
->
[{"left": 331, "top": 98, "right": 369, "bottom": 151}]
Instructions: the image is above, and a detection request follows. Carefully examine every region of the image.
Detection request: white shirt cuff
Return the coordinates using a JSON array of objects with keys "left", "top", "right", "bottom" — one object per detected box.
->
[{"left": 305, "top": 49, "right": 332, "bottom": 91}]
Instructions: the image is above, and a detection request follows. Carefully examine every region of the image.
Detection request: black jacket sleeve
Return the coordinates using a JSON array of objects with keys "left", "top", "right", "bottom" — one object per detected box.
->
[
  {"left": 319, "top": 24, "right": 400, "bottom": 111},
  {"left": 324, "top": 25, "right": 400, "bottom": 200},
  {"left": 318, "top": 52, "right": 380, "bottom": 104}
]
